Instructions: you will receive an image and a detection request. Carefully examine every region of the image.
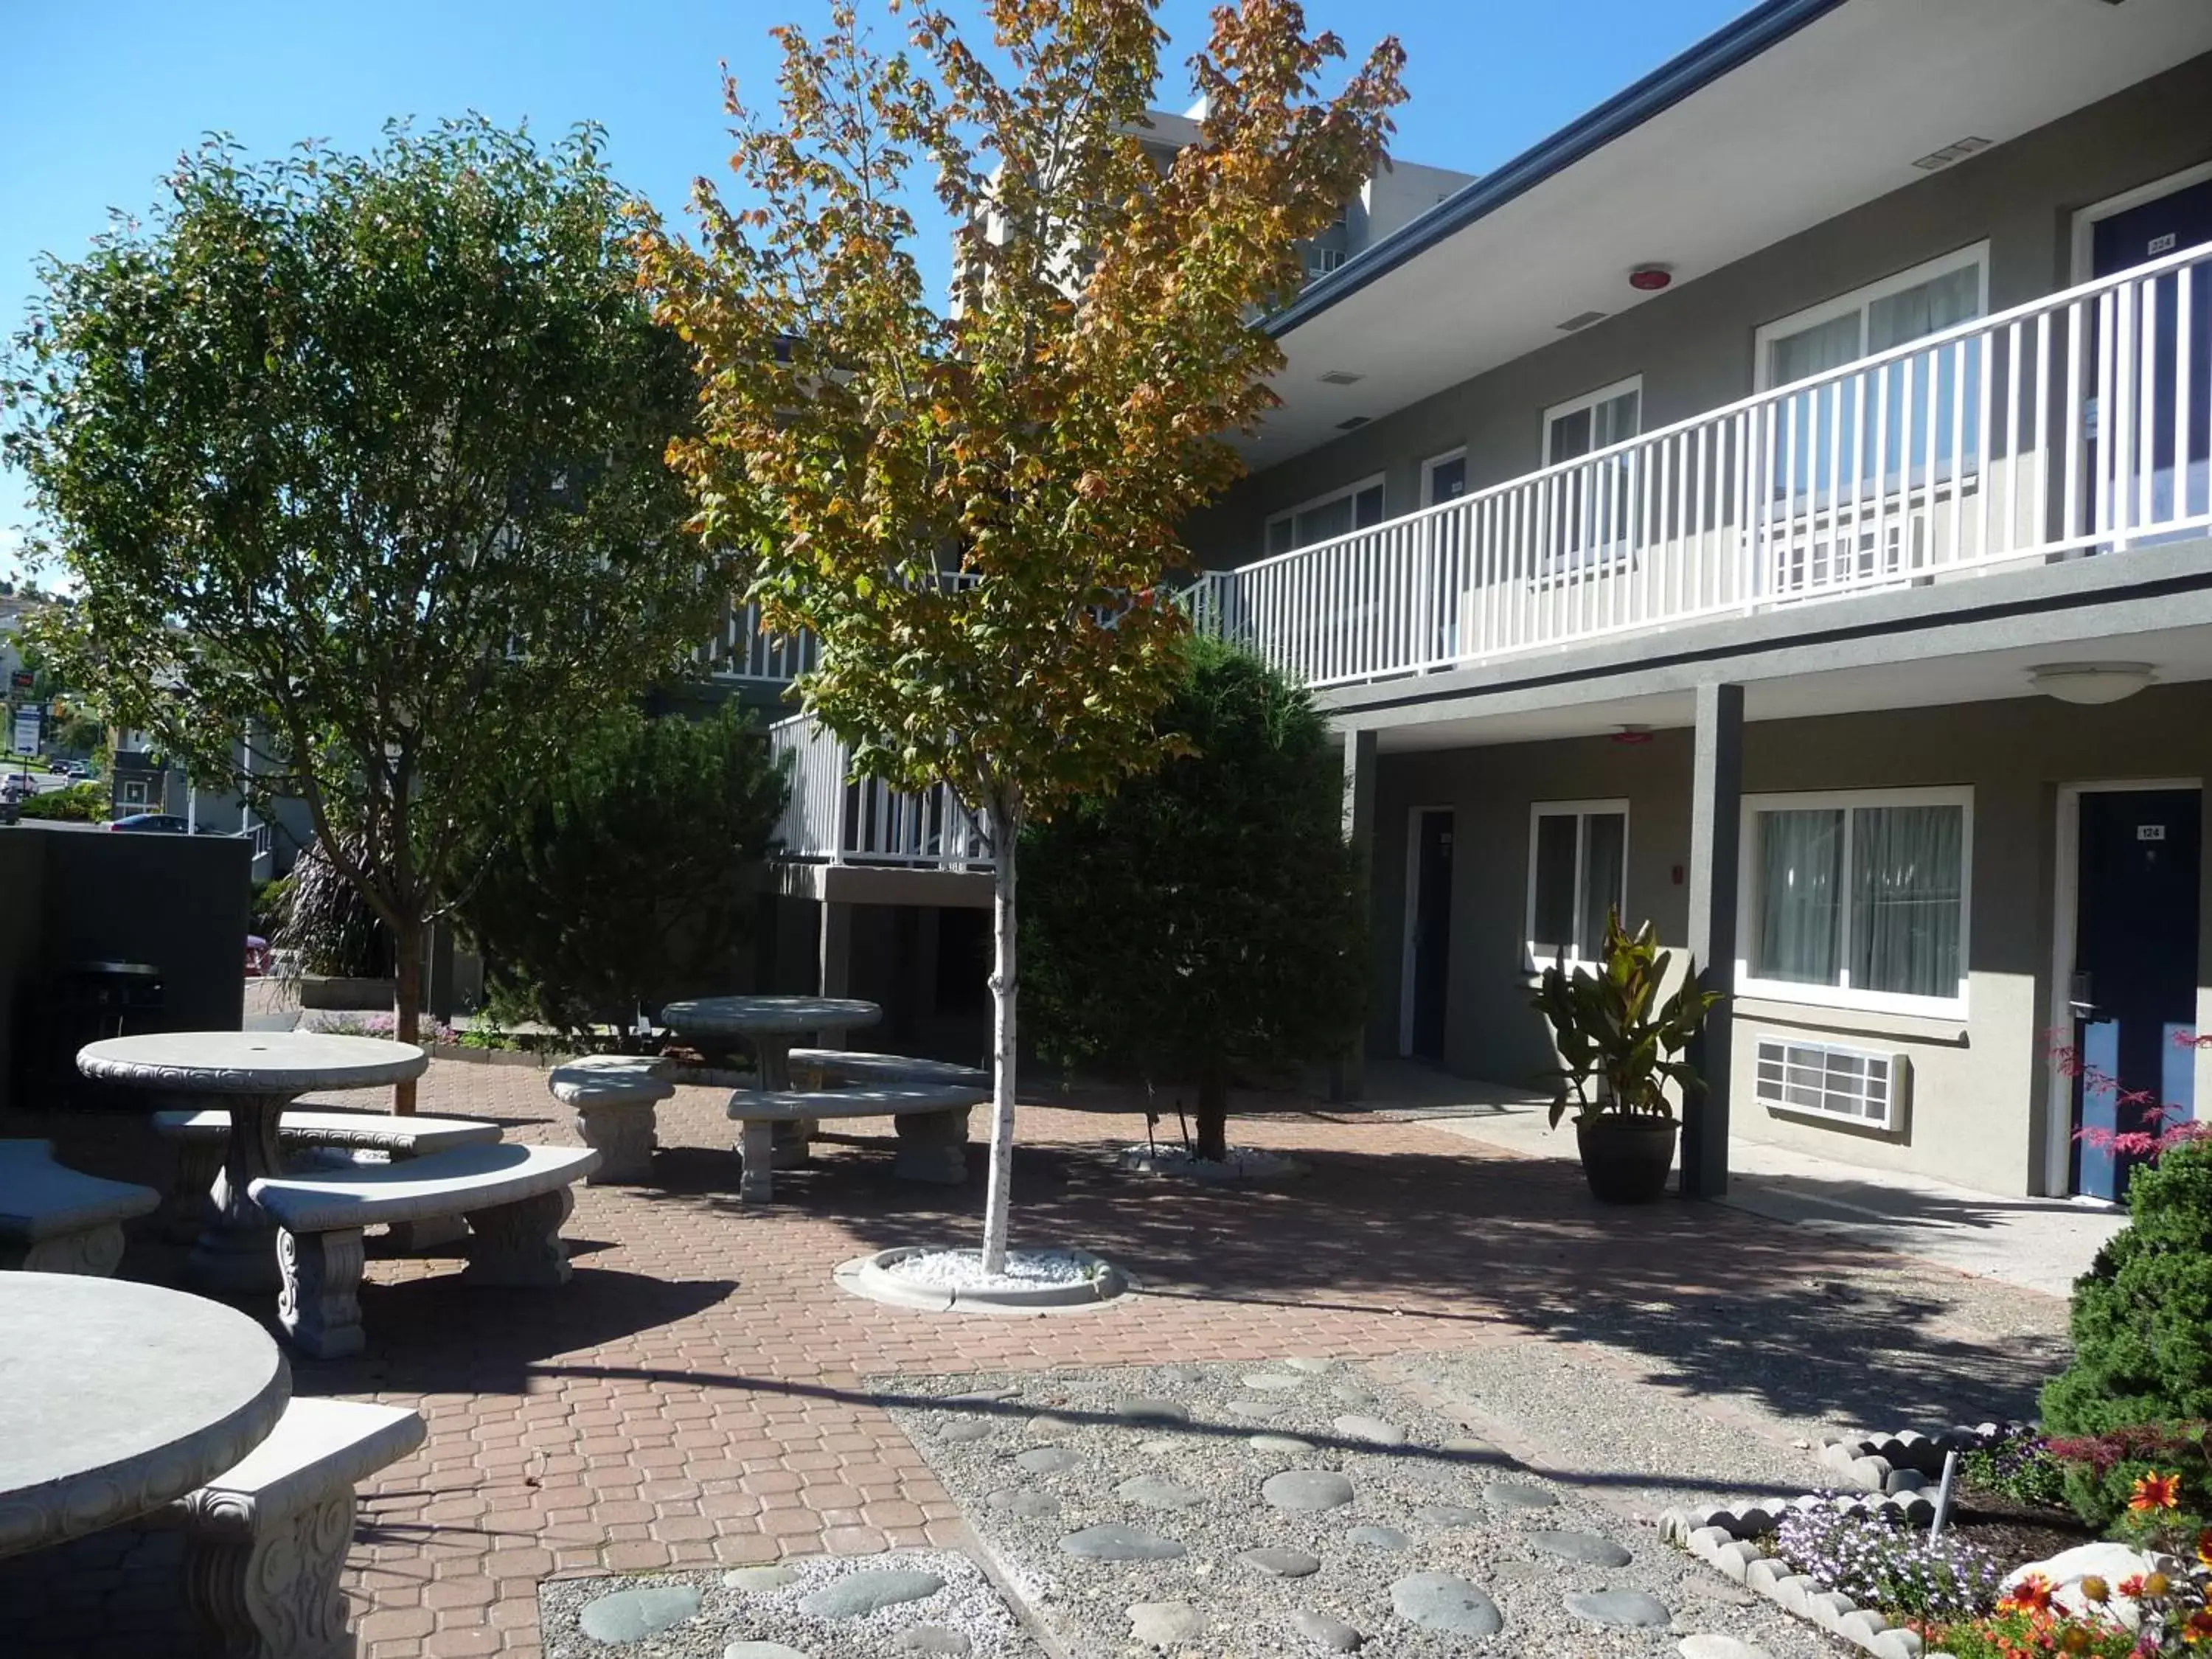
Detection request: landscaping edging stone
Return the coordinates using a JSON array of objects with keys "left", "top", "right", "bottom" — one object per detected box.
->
[{"left": 1811, "top": 1424, "right": 2014, "bottom": 1496}]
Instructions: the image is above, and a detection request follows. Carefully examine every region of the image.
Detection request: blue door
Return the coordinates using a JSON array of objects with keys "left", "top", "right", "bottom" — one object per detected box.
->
[
  {"left": 2091, "top": 178, "right": 2212, "bottom": 538},
  {"left": 2072, "top": 789, "right": 2202, "bottom": 1201}
]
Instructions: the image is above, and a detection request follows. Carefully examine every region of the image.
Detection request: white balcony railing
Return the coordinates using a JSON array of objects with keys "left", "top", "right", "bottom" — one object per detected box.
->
[
  {"left": 769, "top": 714, "right": 994, "bottom": 870},
  {"left": 1194, "top": 239, "right": 2212, "bottom": 688},
  {"left": 703, "top": 597, "right": 818, "bottom": 684}
]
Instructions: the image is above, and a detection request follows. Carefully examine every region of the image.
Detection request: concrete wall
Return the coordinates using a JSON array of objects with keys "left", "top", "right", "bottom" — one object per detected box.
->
[
  {"left": 0, "top": 822, "right": 251, "bottom": 1116},
  {"left": 1371, "top": 681, "right": 2212, "bottom": 1197},
  {"left": 1189, "top": 49, "right": 2212, "bottom": 565}
]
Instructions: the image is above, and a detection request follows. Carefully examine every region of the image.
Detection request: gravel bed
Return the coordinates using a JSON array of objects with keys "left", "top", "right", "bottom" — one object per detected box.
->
[
  {"left": 537, "top": 1549, "right": 1041, "bottom": 1659},
  {"left": 1117, "top": 1144, "right": 1307, "bottom": 1182},
  {"left": 875, "top": 1360, "right": 1835, "bottom": 1657},
  {"left": 886, "top": 1248, "right": 1105, "bottom": 1291}
]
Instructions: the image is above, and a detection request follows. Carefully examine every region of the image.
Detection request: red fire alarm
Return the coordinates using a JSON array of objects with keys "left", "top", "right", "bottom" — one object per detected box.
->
[{"left": 1629, "top": 265, "right": 1673, "bottom": 292}]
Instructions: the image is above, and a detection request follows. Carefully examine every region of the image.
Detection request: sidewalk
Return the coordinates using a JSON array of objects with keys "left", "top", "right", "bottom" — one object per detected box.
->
[{"left": 1359, "top": 1059, "right": 2123, "bottom": 1299}]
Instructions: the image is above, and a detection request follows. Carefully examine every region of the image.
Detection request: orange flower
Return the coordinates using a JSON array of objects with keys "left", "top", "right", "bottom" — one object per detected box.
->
[
  {"left": 2118, "top": 1573, "right": 2148, "bottom": 1599},
  {"left": 2130, "top": 1470, "right": 2183, "bottom": 1512},
  {"left": 2199, "top": 1528, "right": 2212, "bottom": 1568},
  {"left": 2000, "top": 1573, "right": 2055, "bottom": 1613},
  {"left": 2187, "top": 1607, "right": 2212, "bottom": 1644}
]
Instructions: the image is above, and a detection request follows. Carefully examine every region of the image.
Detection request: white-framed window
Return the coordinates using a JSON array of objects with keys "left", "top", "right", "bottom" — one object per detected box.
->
[
  {"left": 1737, "top": 786, "right": 1972, "bottom": 1018},
  {"left": 1307, "top": 246, "right": 1346, "bottom": 277},
  {"left": 1422, "top": 448, "right": 1468, "bottom": 507},
  {"left": 1753, "top": 244, "right": 1989, "bottom": 392},
  {"left": 1265, "top": 473, "right": 1385, "bottom": 558},
  {"left": 1526, "top": 800, "right": 1629, "bottom": 970},
  {"left": 1543, "top": 375, "right": 1643, "bottom": 465}
]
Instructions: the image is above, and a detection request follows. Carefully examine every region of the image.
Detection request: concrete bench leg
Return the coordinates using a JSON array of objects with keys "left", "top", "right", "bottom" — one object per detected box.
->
[
  {"left": 176, "top": 1486, "right": 359, "bottom": 1659},
  {"left": 171, "top": 1139, "right": 224, "bottom": 1242},
  {"left": 893, "top": 1107, "right": 973, "bottom": 1184},
  {"left": 738, "top": 1121, "right": 776, "bottom": 1203},
  {"left": 463, "top": 1188, "right": 575, "bottom": 1286},
  {"left": 0, "top": 1223, "right": 127, "bottom": 1276},
  {"left": 571, "top": 1099, "right": 657, "bottom": 1185},
  {"left": 277, "top": 1228, "right": 367, "bottom": 1360}
]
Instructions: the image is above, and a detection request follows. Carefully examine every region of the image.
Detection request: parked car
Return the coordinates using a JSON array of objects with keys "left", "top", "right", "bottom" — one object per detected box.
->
[
  {"left": 108, "top": 813, "right": 191, "bottom": 833},
  {"left": 1, "top": 774, "right": 33, "bottom": 801}
]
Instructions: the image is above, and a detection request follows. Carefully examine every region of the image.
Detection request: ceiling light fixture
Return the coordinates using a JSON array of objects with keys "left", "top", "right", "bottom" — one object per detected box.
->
[{"left": 2029, "top": 662, "right": 2156, "bottom": 706}]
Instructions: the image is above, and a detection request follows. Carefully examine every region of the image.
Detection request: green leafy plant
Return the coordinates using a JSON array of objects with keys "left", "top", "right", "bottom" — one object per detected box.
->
[
  {"left": 1531, "top": 912, "right": 1722, "bottom": 1130},
  {"left": 1961, "top": 1427, "right": 2069, "bottom": 1510},
  {"left": 2043, "top": 1139, "right": 2212, "bottom": 1530},
  {"left": 271, "top": 833, "right": 392, "bottom": 981},
  {"left": 15, "top": 779, "right": 107, "bottom": 821}
]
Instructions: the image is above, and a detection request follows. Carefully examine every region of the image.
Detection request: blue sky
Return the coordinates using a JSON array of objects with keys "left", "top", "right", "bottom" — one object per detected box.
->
[{"left": 0, "top": 0, "right": 1753, "bottom": 582}]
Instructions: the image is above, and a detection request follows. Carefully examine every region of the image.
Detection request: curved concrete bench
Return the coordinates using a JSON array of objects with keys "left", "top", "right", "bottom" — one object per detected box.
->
[
  {"left": 789, "top": 1049, "right": 991, "bottom": 1089},
  {"left": 250, "top": 1142, "right": 600, "bottom": 1357},
  {"left": 155, "top": 1107, "right": 503, "bottom": 1250},
  {"left": 546, "top": 1055, "right": 676, "bottom": 1185},
  {"left": 0, "top": 1139, "right": 161, "bottom": 1276},
  {"left": 160, "top": 1397, "right": 425, "bottom": 1659},
  {"left": 723, "top": 1085, "right": 986, "bottom": 1201}
]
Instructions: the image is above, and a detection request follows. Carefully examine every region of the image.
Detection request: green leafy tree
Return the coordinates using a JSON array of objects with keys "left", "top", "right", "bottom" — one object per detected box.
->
[
  {"left": 638, "top": 0, "right": 1403, "bottom": 1266},
  {"left": 453, "top": 705, "right": 790, "bottom": 1043},
  {"left": 4, "top": 117, "right": 733, "bottom": 1108},
  {"left": 1023, "top": 639, "right": 1364, "bottom": 1161}
]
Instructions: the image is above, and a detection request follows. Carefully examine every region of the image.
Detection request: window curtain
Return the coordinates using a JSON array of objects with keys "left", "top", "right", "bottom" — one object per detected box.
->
[
  {"left": 1754, "top": 809, "right": 1843, "bottom": 984},
  {"left": 1578, "top": 813, "right": 1627, "bottom": 960},
  {"left": 1851, "top": 804, "right": 1964, "bottom": 998}
]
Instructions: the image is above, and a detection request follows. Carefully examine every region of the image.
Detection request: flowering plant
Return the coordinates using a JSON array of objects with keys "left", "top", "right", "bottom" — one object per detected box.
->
[{"left": 1771, "top": 1502, "right": 2004, "bottom": 1621}]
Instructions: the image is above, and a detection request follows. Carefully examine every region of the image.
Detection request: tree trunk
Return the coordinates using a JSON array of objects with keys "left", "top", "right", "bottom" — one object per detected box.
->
[
  {"left": 1195, "top": 1062, "right": 1230, "bottom": 1164},
  {"left": 980, "top": 820, "right": 1018, "bottom": 1274},
  {"left": 392, "top": 912, "right": 423, "bottom": 1116}
]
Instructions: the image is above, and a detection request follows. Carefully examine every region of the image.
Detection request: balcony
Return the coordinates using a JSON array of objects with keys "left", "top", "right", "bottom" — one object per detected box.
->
[
  {"left": 1192, "top": 240, "right": 2212, "bottom": 690},
  {"left": 768, "top": 714, "right": 992, "bottom": 874}
]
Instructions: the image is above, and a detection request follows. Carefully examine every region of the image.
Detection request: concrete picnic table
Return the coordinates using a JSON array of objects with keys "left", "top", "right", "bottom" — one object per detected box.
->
[
  {"left": 0, "top": 1275, "right": 290, "bottom": 1557},
  {"left": 658, "top": 995, "right": 886, "bottom": 1175},
  {"left": 77, "top": 1031, "right": 426, "bottom": 1294}
]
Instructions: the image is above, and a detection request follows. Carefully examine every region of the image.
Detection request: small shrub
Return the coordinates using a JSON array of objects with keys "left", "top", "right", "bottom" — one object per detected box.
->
[
  {"left": 1963, "top": 1427, "right": 2069, "bottom": 1510},
  {"left": 1770, "top": 1503, "right": 2004, "bottom": 1622},
  {"left": 16, "top": 780, "right": 108, "bottom": 821}
]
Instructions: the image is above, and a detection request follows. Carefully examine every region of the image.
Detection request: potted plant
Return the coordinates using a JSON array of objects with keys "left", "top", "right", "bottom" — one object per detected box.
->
[{"left": 1531, "top": 911, "right": 1723, "bottom": 1203}]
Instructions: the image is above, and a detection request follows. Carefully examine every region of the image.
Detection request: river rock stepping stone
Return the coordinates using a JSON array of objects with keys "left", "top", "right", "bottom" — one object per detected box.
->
[
  {"left": 797, "top": 1570, "right": 946, "bottom": 1619},
  {"left": 1284, "top": 1357, "right": 1336, "bottom": 1374},
  {"left": 1392, "top": 1573, "right": 1503, "bottom": 1638},
  {"left": 1679, "top": 1637, "right": 1773, "bottom": 1659},
  {"left": 1333, "top": 1415, "right": 1407, "bottom": 1446},
  {"left": 1292, "top": 1609, "right": 1364, "bottom": 1652},
  {"left": 1061, "top": 1523, "right": 1186, "bottom": 1561},
  {"left": 580, "top": 1585, "right": 703, "bottom": 1642},
  {"left": 984, "top": 1486, "right": 1060, "bottom": 1519},
  {"left": 946, "top": 1386, "right": 1019, "bottom": 1402},
  {"left": 1566, "top": 1588, "right": 1672, "bottom": 1628},
  {"left": 725, "top": 1645, "right": 813, "bottom": 1659},
  {"left": 936, "top": 1420, "right": 993, "bottom": 1444},
  {"left": 1023, "top": 1413, "right": 1077, "bottom": 1439},
  {"left": 1263, "top": 1470, "right": 1355, "bottom": 1512},
  {"left": 1483, "top": 1482, "right": 1558, "bottom": 1510},
  {"left": 897, "top": 1630, "right": 973, "bottom": 1656},
  {"left": 1248, "top": 1433, "right": 1315, "bottom": 1453},
  {"left": 1016, "top": 1447, "right": 1081, "bottom": 1475},
  {"left": 1129, "top": 1602, "right": 1205, "bottom": 1646},
  {"left": 723, "top": 1565, "right": 802, "bottom": 1592},
  {"left": 1228, "top": 1398, "right": 1290, "bottom": 1419},
  {"left": 1528, "top": 1529, "right": 1632, "bottom": 1568},
  {"left": 1242, "top": 1372, "right": 1306, "bottom": 1390},
  {"left": 1413, "top": 1504, "right": 1485, "bottom": 1528},
  {"left": 1440, "top": 1436, "right": 1505, "bottom": 1458},
  {"left": 1153, "top": 1364, "right": 1206, "bottom": 1385},
  {"left": 1239, "top": 1547, "right": 1323, "bottom": 1578},
  {"left": 1116, "top": 1475, "right": 1207, "bottom": 1510},
  {"left": 1331, "top": 1382, "right": 1380, "bottom": 1406},
  {"left": 1347, "top": 1524, "right": 1411, "bottom": 1551},
  {"left": 1116, "top": 1397, "right": 1190, "bottom": 1425}
]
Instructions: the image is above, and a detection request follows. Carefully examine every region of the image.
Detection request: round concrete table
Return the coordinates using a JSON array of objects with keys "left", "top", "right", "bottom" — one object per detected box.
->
[
  {"left": 658, "top": 996, "right": 882, "bottom": 1090},
  {"left": 0, "top": 1275, "right": 290, "bottom": 1557},
  {"left": 77, "top": 1031, "right": 427, "bottom": 1293}
]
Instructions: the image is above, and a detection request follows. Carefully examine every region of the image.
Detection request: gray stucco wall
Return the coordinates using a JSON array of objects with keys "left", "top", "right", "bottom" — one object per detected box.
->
[
  {"left": 1186, "top": 48, "right": 2212, "bottom": 566},
  {"left": 1371, "top": 681, "right": 2212, "bottom": 1197}
]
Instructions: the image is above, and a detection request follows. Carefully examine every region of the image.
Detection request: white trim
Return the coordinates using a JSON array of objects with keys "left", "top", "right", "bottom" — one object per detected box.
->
[
  {"left": 1735, "top": 785, "right": 1974, "bottom": 1020},
  {"left": 2045, "top": 777, "right": 2203, "bottom": 1197},
  {"left": 1540, "top": 375, "right": 1644, "bottom": 465},
  {"left": 1525, "top": 798, "right": 1630, "bottom": 973},
  {"left": 1264, "top": 471, "right": 1387, "bottom": 551},
  {"left": 1399, "top": 804, "right": 1453, "bottom": 1057},
  {"left": 2070, "top": 161, "right": 2212, "bottom": 285},
  {"left": 1752, "top": 243, "right": 1991, "bottom": 392},
  {"left": 1419, "top": 447, "right": 1468, "bottom": 508}
]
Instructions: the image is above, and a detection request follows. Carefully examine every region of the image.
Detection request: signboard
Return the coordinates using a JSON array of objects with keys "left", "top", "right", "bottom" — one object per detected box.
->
[{"left": 10, "top": 708, "right": 39, "bottom": 756}]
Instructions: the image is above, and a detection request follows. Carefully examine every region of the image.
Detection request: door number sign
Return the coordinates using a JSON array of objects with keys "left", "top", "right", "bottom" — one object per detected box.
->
[{"left": 2139, "top": 824, "right": 2168, "bottom": 842}]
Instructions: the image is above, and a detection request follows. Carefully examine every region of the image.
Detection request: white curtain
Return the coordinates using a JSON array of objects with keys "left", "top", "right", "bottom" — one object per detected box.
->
[
  {"left": 1754, "top": 809, "right": 1843, "bottom": 984},
  {"left": 1851, "top": 804, "right": 1964, "bottom": 998}
]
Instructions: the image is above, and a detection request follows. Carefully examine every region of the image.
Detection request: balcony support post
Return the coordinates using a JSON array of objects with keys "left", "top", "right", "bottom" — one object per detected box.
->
[
  {"left": 1329, "top": 728, "right": 1380, "bottom": 1104},
  {"left": 818, "top": 899, "right": 853, "bottom": 1048},
  {"left": 1682, "top": 681, "right": 1744, "bottom": 1200}
]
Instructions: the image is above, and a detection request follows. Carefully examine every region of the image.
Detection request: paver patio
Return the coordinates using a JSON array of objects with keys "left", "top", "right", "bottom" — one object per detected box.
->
[{"left": 3, "top": 1057, "right": 2074, "bottom": 1657}]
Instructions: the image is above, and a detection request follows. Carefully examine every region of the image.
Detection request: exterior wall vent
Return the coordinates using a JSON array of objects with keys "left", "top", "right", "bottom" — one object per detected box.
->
[
  {"left": 1334, "top": 415, "right": 1371, "bottom": 431},
  {"left": 1318, "top": 370, "right": 1365, "bottom": 386},
  {"left": 1753, "top": 1034, "right": 1909, "bottom": 1132},
  {"left": 1910, "top": 136, "right": 1992, "bottom": 172},
  {"left": 1555, "top": 310, "right": 1608, "bottom": 333}
]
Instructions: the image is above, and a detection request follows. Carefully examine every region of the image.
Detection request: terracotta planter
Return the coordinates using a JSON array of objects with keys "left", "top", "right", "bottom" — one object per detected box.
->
[{"left": 1573, "top": 1117, "right": 1677, "bottom": 1203}]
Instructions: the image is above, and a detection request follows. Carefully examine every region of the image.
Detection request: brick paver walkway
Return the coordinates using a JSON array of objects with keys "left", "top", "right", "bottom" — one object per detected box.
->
[{"left": 58, "top": 1060, "right": 2074, "bottom": 1658}]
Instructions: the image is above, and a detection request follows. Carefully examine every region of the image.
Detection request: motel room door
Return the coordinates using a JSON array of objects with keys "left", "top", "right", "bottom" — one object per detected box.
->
[
  {"left": 1408, "top": 810, "right": 1454, "bottom": 1061},
  {"left": 2072, "top": 787, "right": 2202, "bottom": 1201}
]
